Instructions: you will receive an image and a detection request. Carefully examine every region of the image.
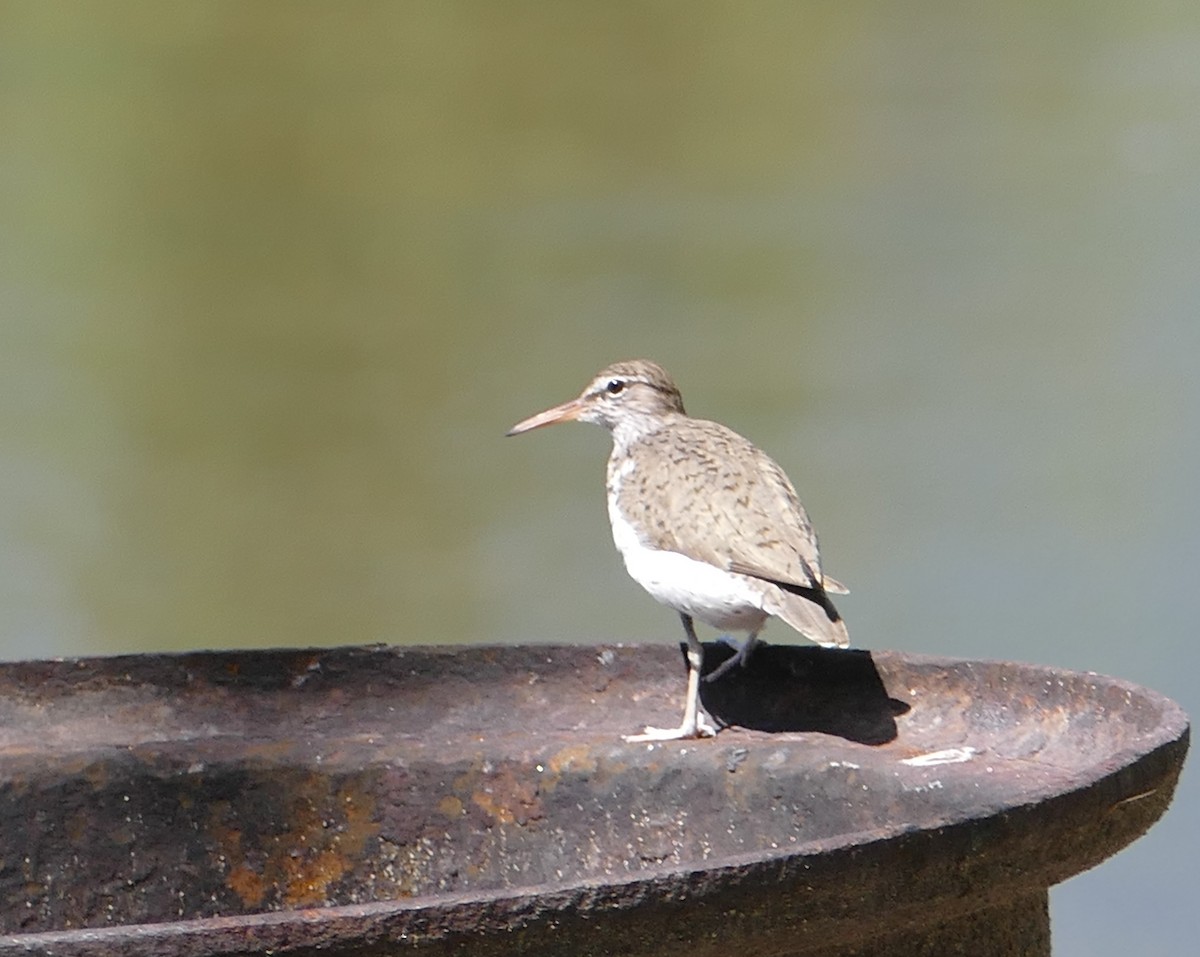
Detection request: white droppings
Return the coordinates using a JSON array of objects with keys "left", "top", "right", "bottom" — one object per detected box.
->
[
  {"left": 901, "top": 747, "right": 977, "bottom": 767},
  {"left": 905, "top": 779, "right": 945, "bottom": 794}
]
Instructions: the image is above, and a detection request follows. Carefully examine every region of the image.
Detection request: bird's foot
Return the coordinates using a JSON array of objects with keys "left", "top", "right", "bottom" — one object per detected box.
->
[{"left": 623, "top": 712, "right": 718, "bottom": 743}]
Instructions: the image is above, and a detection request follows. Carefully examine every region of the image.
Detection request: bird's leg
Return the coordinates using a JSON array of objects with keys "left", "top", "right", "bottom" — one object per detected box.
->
[
  {"left": 703, "top": 630, "right": 761, "bottom": 683},
  {"left": 624, "top": 613, "right": 718, "bottom": 742}
]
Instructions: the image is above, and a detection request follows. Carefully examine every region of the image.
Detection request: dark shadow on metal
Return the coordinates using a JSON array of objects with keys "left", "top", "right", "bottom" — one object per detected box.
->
[{"left": 698, "top": 643, "right": 909, "bottom": 743}]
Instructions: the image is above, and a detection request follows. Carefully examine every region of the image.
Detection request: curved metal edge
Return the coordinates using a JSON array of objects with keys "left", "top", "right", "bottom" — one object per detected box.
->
[{"left": 0, "top": 721, "right": 1186, "bottom": 957}]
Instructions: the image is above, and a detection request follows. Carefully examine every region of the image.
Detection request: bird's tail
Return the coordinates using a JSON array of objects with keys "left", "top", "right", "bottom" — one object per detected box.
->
[{"left": 764, "top": 584, "right": 850, "bottom": 649}]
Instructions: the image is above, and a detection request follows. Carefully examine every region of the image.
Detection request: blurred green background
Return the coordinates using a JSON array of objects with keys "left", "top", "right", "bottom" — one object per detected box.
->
[{"left": 1, "top": 2, "right": 1196, "bottom": 952}]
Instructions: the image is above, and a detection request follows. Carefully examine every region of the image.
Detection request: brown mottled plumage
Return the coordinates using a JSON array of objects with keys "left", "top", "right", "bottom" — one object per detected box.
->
[{"left": 508, "top": 359, "right": 848, "bottom": 741}]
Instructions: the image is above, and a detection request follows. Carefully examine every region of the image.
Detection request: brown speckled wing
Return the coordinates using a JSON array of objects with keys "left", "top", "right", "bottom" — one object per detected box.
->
[{"left": 616, "top": 418, "right": 828, "bottom": 592}]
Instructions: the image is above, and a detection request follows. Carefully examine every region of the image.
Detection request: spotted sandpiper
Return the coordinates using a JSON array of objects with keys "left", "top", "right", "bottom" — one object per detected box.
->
[{"left": 507, "top": 359, "right": 849, "bottom": 742}]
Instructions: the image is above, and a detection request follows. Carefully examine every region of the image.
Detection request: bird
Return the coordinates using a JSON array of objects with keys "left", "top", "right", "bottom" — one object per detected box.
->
[{"left": 506, "top": 359, "right": 848, "bottom": 742}]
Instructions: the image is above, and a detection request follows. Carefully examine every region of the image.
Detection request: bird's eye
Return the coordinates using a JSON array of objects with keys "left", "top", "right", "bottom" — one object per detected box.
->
[{"left": 605, "top": 379, "right": 625, "bottom": 396}]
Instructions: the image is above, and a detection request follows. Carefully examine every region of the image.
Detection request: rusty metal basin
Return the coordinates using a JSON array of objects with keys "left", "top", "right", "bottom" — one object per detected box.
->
[{"left": 0, "top": 643, "right": 1187, "bottom": 956}]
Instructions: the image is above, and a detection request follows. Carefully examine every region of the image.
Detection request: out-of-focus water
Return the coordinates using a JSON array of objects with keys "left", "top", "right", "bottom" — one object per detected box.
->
[{"left": 1, "top": 3, "right": 1196, "bottom": 952}]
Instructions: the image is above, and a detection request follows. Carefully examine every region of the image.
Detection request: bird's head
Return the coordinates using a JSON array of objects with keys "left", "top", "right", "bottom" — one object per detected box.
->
[{"left": 506, "top": 359, "right": 685, "bottom": 438}]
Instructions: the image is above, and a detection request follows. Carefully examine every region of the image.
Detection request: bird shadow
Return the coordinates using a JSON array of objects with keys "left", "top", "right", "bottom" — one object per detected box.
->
[{"left": 695, "top": 642, "right": 909, "bottom": 745}]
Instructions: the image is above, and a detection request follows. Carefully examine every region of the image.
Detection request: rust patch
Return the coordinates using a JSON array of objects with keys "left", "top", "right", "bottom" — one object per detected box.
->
[
  {"left": 470, "top": 765, "right": 542, "bottom": 827},
  {"left": 279, "top": 780, "right": 377, "bottom": 908},
  {"left": 226, "top": 865, "right": 266, "bottom": 908},
  {"left": 547, "top": 744, "right": 596, "bottom": 776},
  {"left": 208, "top": 776, "right": 380, "bottom": 911},
  {"left": 281, "top": 847, "right": 350, "bottom": 909}
]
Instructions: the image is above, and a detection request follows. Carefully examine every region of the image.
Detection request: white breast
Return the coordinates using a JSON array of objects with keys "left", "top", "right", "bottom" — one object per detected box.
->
[{"left": 607, "top": 459, "right": 769, "bottom": 633}]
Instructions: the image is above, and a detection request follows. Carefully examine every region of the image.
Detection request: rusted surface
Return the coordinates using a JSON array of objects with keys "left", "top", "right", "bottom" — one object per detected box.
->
[{"left": 0, "top": 643, "right": 1187, "bottom": 956}]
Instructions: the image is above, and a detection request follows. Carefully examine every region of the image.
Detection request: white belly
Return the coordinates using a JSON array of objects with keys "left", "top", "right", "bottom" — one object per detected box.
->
[{"left": 609, "top": 508, "right": 769, "bottom": 633}]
